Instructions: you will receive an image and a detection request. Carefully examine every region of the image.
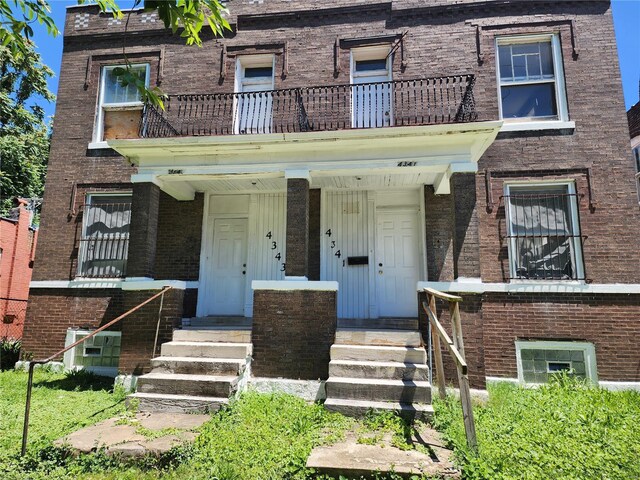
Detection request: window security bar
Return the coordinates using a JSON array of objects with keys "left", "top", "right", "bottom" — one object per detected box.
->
[
  {"left": 78, "top": 202, "right": 131, "bottom": 278},
  {"left": 502, "top": 192, "right": 586, "bottom": 281},
  {"left": 140, "top": 74, "right": 478, "bottom": 138}
]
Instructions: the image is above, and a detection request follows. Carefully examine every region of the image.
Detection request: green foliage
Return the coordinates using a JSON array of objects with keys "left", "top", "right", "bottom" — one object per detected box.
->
[
  {"left": 433, "top": 377, "right": 640, "bottom": 479},
  {"left": 189, "top": 390, "right": 352, "bottom": 479},
  {"left": 356, "top": 409, "right": 425, "bottom": 453},
  {"left": 0, "top": 338, "right": 21, "bottom": 370},
  {"left": 0, "top": 369, "right": 126, "bottom": 477},
  {"left": 1, "top": 0, "right": 231, "bottom": 111},
  {"left": 0, "top": 43, "right": 52, "bottom": 214}
]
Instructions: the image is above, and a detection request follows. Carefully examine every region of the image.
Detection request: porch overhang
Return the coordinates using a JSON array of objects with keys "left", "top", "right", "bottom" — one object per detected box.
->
[{"left": 109, "top": 121, "right": 502, "bottom": 200}]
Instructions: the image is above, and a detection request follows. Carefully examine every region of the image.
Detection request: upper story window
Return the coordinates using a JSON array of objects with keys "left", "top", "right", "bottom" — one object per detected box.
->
[
  {"left": 496, "top": 35, "right": 568, "bottom": 124},
  {"left": 77, "top": 193, "right": 131, "bottom": 278},
  {"left": 234, "top": 55, "right": 274, "bottom": 134},
  {"left": 351, "top": 46, "right": 392, "bottom": 128},
  {"left": 505, "top": 183, "right": 584, "bottom": 281},
  {"left": 94, "top": 64, "right": 149, "bottom": 143},
  {"left": 634, "top": 145, "right": 640, "bottom": 174}
]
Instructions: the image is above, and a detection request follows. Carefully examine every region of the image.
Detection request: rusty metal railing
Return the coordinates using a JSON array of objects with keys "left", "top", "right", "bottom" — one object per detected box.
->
[{"left": 20, "top": 286, "right": 172, "bottom": 456}]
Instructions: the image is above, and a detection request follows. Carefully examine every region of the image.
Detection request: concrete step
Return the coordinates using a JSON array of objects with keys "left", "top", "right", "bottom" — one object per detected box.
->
[
  {"left": 173, "top": 329, "right": 252, "bottom": 343},
  {"left": 334, "top": 329, "right": 422, "bottom": 347},
  {"left": 329, "top": 360, "right": 429, "bottom": 381},
  {"left": 137, "top": 373, "right": 239, "bottom": 397},
  {"left": 150, "top": 356, "right": 245, "bottom": 376},
  {"left": 128, "top": 392, "right": 229, "bottom": 414},
  {"left": 325, "top": 377, "right": 431, "bottom": 404},
  {"left": 160, "top": 341, "right": 252, "bottom": 359},
  {"left": 324, "top": 398, "right": 434, "bottom": 421},
  {"left": 330, "top": 344, "right": 426, "bottom": 364}
]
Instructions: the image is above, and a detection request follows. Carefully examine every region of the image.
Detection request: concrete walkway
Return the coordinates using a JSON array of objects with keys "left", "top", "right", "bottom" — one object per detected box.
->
[
  {"left": 54, "top": 412, "right": 210, "bottom": 457},
  {"left": 307, "top": 424, "right": 459, "bottom": 478}
]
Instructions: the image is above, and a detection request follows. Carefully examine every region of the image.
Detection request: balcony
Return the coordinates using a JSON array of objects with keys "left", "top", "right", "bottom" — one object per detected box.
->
[{"left": 139, "top": 74, "right": 478, "bottom": 138}]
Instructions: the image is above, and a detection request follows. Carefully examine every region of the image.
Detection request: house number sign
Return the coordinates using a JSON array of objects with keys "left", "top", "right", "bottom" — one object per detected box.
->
[{"left": 266, "top": 231, "right": 286, "bottom": 272}]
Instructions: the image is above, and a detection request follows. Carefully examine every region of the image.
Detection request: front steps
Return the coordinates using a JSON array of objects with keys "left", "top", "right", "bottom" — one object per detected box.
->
[
  {"left": 128, "top": 327, "right": 252, "bottom": 413},
  {"left": 325, "top": 325, "right": 433, "bottom": 421}
]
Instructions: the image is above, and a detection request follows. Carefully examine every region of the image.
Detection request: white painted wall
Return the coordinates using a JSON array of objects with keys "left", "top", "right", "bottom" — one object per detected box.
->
[{"left": 321, "top": 191, "right": 370, "bottom": 318}]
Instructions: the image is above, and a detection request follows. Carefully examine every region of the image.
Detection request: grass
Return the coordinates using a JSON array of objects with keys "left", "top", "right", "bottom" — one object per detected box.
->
[
  {"left": 433, "top": 375, "right": 640, "bottom": 479},
  {"left": 4, "top": 369, "right": 639, "bottom": 479}
]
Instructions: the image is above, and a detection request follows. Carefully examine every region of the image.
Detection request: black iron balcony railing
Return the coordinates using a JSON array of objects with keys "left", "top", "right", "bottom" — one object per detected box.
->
[{"left": 139, "top": 74, "right": 478, "bottom": 138}]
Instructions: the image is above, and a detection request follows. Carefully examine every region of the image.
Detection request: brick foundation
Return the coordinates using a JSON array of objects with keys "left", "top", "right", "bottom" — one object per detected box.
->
[
  {"left": 251, "top": 288, "right": 337, "bottom": 380},
  {"left": 21, "top": 288, "right": 185, "bottom": 375}
]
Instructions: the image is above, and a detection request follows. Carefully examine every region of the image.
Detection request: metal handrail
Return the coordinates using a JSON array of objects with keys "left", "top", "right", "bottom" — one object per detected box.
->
[{"left": 20, "top": 286, "right": 173, "bottom": 456}]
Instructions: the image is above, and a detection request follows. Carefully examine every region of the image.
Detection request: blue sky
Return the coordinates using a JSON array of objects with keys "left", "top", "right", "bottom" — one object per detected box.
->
[{"left": 32, "top": 0, "right": 640, "bottom": 121}]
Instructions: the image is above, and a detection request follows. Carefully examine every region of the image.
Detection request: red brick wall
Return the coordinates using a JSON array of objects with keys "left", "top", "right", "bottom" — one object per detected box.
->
[
  {"left": 252, "top": 289, "right": 337, "bottom": 380},
  {"left": 418, "top": 292, "right": 486, "bottom": 389},
  {"left": 21, "top": 289, "right": 122, "bottom": 360},
  {"left": 482, "top": 293, "right": 640, "bottom": 382},
  {"left": 21, "top": 288, "right": 184, "bottom": 374},
  {"left": 0, "top": 206, "right": 37, "bottom": 338}
]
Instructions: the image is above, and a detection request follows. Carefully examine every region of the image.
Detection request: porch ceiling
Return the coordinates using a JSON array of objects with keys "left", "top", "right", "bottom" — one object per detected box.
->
[{"left": 109, "top": 121, "right": 502, "bottom": 200}]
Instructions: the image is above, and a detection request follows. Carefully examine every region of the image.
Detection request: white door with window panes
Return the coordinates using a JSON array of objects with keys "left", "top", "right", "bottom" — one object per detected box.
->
[
  {"left": 234, "top": 56, "right": 275, "bottom": 134},
  {"left": 351, "top": 47, "right": 393, "bottom": 128}
]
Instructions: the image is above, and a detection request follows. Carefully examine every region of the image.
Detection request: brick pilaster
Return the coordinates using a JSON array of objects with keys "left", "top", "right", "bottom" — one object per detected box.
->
[
  {"left": 286, "top": 177, "right": 310, "bottom": 278},
  {"left": 126, "top": 183, "right": 159, "bottom": 278},
  {"left": 424, "top": 184, "right": 455, "bottom": 281}
]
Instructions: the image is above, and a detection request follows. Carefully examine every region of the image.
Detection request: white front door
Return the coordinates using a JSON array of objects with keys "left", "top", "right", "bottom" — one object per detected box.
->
[
  {"left": 207, "top": 218, "right": 248, "bottom": 316},
  {"left": 376, "top": 211, "right": 420, "bottom": 317}
]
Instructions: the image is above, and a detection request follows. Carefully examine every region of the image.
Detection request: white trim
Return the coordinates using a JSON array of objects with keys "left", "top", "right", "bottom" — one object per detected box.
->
[
  {"left": 515, "top": 340, "right": 598, "bottom": 384},
  {"left": 284, "top": 169, "right": 311, "bottom": 180},
  {"left": 252, "top": 280, "right": 339, "bottom": 291},
  {"left": 500, "top": 120, "right": 575, "bottom": 132},
  {"left": 416, "top": 280, "right": 640, "bottom": 294},
  {"left": 598, "top": 381, "right": 640, "bottom": 392},
  {"left": 284, "top": 276, "right": 308, "bottom": 281},
  {"left": 88, "top": 141, "right": 111, "bottom": 150},
  {"left": 30, "top": 279, "right": 198, "bottom": 290}
]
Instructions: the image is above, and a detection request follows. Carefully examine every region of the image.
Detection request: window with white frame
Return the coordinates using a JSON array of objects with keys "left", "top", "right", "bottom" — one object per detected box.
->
[
  {"left": 505, "top": 183, "right": 584, "bottom": 280},
  {"left": 634, "top": 145, "right": 640, "bottom": 203},
  {"left": 77, "top": 193, "right": 131, "bottom": 278},
  {"left": 516, "top": 340, "right": 597, "bottom": 384},
  {"left": 234, "top": 55, "right": 274, "bottom": 134},
  {"left": 496, "top": 35, "right": 568, "bottom": 123},
  {"left": 351, "top": 46, "right": 393, "bottom": 128},
  {"left": 94, "top": 64, "right": 149, "bottom": 143}
]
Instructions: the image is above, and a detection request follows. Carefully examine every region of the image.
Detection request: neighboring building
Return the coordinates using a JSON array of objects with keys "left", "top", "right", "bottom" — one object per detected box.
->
[
  {"left": 22, "top": 0, "right": 640, "bottom": 413},
  {"left": 628, "top": 99, "right": 640, "bottom": 202},
  {"left": 1, "top": 200, "right": 38, "bottom": 339}
]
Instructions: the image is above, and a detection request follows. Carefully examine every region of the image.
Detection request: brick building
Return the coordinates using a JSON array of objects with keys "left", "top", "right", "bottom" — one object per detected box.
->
[
  {"left": 1, "top": 200, "right": 38, "bottom": 339},
  {"left": 628, "top": 98, "right": 640, "bottom": 201},
  {"left": 22, "top": 0, "right": 640, "bottom": 412}
]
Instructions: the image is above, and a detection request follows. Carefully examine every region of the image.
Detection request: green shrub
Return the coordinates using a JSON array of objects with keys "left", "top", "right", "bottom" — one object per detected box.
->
[
  {"left": 0, "top": 338, "right": 21, "bottom": 371},
  {"left": 433, "top": 376, "right": 640, "bottom": 479}
]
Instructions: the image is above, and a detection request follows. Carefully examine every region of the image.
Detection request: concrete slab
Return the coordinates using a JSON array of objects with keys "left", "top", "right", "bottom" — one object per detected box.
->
[
  {"left": 306, "top": 425, "right": 459, "bottom": 479},
  {"left": 55, "top": 412, "right": 210, "bottom": 456}
]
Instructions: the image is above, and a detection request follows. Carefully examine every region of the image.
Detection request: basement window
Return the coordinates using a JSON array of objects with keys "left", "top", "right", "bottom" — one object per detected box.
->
[
  {"left": 94, "top": 64, "right": 149, "bottom": 143},
  {"left": 63, "top": 329, "right": 121, "bottom": 377},
  {"left": 516, "top": 340, "right": 597, "bottom": 384}
]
